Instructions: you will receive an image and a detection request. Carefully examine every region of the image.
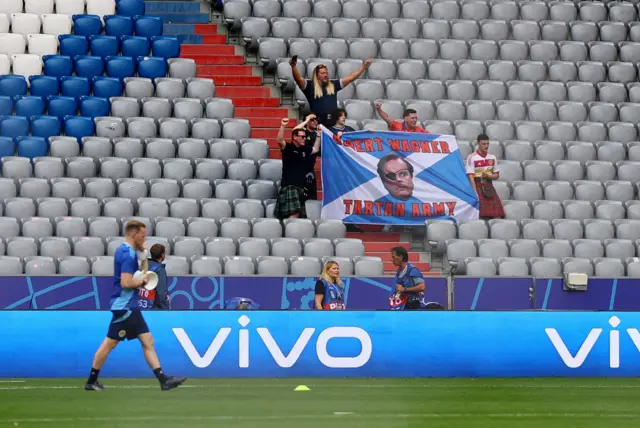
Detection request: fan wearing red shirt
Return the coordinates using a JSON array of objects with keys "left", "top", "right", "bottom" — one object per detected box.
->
[{"left": 375, "top": 103, "right": 428, "bottom": 133}]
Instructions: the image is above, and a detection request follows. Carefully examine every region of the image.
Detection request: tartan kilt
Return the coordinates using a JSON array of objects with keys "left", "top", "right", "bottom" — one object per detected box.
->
[
  {"left": 274, "top": 185, "right": 307, "bottom": 219},
  {"left": 476, "top": 179, "right": 505, "bottom": 219}
]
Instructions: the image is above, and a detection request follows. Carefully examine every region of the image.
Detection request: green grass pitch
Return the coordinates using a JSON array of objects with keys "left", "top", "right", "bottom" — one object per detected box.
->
[{"left": 1, "top": 378, "right": 640, "bottom": 427}]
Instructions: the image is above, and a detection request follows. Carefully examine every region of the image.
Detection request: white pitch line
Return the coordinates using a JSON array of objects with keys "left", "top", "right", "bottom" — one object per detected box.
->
[
  {"left": 0, "top": 381, "right": 25, "bottom": 383},
  {"left": 3, "top": 383, "right": 640, "bottom": 391},
  {"left": 2, "top": 413, "right": 640, "bottom": 424},
  {"left": 0, "top": 385, "right": 202, "bottom": 391}
]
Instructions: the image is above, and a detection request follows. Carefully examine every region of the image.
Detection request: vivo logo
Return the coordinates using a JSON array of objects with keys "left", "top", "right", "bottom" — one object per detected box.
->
[
  {"left": 546, "top": 316, "right": 640, "bottom": 368},
  {"left": 173, "top": 315, "right": 372, "bottom": 369}
]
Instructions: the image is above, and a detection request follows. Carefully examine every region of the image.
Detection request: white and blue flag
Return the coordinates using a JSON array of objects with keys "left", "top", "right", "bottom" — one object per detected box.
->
[{"left": 320, "top": 127, "right": 480, "bottom": 226}]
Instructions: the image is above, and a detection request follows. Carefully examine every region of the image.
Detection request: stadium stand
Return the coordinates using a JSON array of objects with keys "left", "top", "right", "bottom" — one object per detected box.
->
[
  {"left": 226, "top": 0, "right": 640, "bottom": 278},
  {"left": 0, "top": 0, "right": 390, "bottom": 278},
  {"left": 1, "top": 0, "right": 640, "bottom": 278}
]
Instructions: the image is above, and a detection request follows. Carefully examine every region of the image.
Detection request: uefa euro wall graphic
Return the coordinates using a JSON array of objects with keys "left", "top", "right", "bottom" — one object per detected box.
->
[
  {"left": 0, "top": 276, "right": 448, "bottom": 310},
  {"left": 2, "top": 276, "right": 640, "bottom": 310},
  {"left": 3, "top": 311, "right": 640, "bottom": 378}
]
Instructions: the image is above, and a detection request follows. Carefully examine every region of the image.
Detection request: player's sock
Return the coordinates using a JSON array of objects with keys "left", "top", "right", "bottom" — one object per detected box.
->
[
  {"left": 153, "top": 367, "right": 169, "bottom": 384},
  {"left": 87, "top": 368, "right": 100, "bottom": 384}
]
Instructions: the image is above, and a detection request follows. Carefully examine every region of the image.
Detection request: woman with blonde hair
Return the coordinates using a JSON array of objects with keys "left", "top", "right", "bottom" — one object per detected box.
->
[
  {"left": 314, "top": 261, "right": 345, "bottom": 310},
  {"left": 290, "top": 56, "right": 372, "bottom": 127}
]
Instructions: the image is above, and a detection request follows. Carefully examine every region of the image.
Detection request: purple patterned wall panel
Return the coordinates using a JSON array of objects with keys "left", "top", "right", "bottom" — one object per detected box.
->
[
  {"left": 0, "top": 276, "right": 449, "bottom": 310},
  {"left": 535, "top": 279, "right": 614, "bottom": 311},
  {"left": 597, "top": 279, "right": 640, "bottom": 311},
  {"left": 2, "top": 276, "right": 640, "bottom": 311},
  {"left": 453, "top": 277, "right": 534, "bottom": 310}
]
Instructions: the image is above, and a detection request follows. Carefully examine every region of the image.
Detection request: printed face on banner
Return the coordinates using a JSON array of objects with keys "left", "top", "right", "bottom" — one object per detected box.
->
[
  {"left": 380, "top": 157, "right": 414, "bottom": 201},
  {"left": 320, "top": 129, "right": 480, "bottom": 226}
]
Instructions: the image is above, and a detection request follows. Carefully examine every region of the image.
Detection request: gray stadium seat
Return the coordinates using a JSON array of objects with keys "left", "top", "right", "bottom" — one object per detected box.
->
[
  {"left": 465, "top": 257, "right": 497, "bottom": 276},
  {"left": 290, "top": 256, "right": 322, "bottom": 276},
  {"left": 530, "top": 257, "right": 562, "bottom": 277},
  {"left": 24, "top": 256, "right": 56, "bottom": 276},
  {"left": 354, "top": 256, "right": 384, "bottom": 276},
  {"left": 58, "top": 256, "right": 91, "bottom": 276},
  {"left": 191, "top": 256, "right": 223, "bottom": 276},
  {"left": 220, "top": 217, "right": 251, "bottom": 241},
  {"left": 497, "top": 257, "right": 530, "bottom": 276},
  {"left": 224, "top": 256, "right": 255, "bottom": 275},
  {"left": 594, "top": 258, "right": 625, "bottom": 278},
  {"left": 256, "top": 256, "right": 288, "bottom": 275},
  {"left": 164, "top": 256, "right": 190, "bottom": 276}
]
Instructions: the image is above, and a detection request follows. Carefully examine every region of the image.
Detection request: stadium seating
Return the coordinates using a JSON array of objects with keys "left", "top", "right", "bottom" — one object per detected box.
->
[
  {"left": 0, "top": 0, "right": 381, "bottom": 277},
  {"left": 3, "top": 0, "right": 640, "bottom": 279},
  {"left": 221, "top": 0, "right": 640, "bottom": 277}
]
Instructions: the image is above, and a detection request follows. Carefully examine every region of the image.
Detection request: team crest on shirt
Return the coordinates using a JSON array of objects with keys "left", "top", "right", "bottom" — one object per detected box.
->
[{"left": 118, "top": 330, "right": 126, "bottom": 338}]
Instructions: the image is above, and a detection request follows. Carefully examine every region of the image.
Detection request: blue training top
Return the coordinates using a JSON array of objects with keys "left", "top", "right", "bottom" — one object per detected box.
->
[
  {"left": 110, "top": 242, "right": 143, "bottom": 310},
  {"left": 321, "top": 278, "right": 345, "bottom": 310},
  {"left": 389, "top": 263, "right": 425, "bottom": 310}
]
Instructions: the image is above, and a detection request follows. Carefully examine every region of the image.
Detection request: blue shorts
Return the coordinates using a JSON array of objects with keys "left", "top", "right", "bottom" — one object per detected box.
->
[{"left": 107, "top": 310, "right": 150, "bottom": 341}]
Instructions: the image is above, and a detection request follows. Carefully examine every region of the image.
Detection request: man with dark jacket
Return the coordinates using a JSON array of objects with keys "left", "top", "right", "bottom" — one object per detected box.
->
[{"left": 147, "top": 244, "right": 170, "bottom": 310}]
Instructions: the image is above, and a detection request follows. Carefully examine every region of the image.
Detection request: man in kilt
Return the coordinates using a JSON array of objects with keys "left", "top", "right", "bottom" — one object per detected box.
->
[
  {"left": 466, "top": 134, "right": 505, "bottom": 219},
  {"left": 274, "top": 117, "right": 321, "bottom": 219}
]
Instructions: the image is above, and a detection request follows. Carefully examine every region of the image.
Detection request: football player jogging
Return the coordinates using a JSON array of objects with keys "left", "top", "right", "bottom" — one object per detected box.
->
[{"left": 84, "top": 220, "right": 186, "bottom": 391}]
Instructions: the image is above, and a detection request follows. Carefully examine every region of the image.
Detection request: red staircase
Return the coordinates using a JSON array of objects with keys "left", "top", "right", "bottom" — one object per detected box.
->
[
  {"left": 349, "top": 232, "right": 432, "bottom": 276},
  {"left": 183, "top": 23, "right": 430, "bottom": 274}
]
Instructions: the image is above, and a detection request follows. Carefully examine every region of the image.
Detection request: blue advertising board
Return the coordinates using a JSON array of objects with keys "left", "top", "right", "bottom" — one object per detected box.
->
[{"left": 1, "top": 311, "right": 639, "bottom": 378}]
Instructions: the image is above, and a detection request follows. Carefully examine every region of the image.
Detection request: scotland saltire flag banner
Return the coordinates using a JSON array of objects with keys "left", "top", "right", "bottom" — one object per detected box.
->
[{"left": 320, "top": 127, "right": 480, "bottom": 226}]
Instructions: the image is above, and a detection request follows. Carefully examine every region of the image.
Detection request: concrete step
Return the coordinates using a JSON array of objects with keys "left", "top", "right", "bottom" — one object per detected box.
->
[
  {"left": 197, "top": 75, "right": 262, "bottom": 86},
  {"left": 231, "top": 97, "right": 281, "bottom": 107},
  {"left": 217, "top": 86, "right": 272, "bottom": 98},
  {"left": 235, "top": 106, "right": 289, "bottom": 117},
  {"left": 200, "top": 64, "right": 253, "bottom": 75},
  {"left": 148, "top": 12, "right": 210, "bottom": 24},
  {"left": 190, "top": 55, "right": 245, "bottom": 65},
  {"left": 181, "top": 44, "right": 236, "bottom": 55}
]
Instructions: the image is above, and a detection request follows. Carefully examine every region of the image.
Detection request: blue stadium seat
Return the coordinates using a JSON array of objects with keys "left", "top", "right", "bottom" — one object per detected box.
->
[
  {"left": 151, "top": 36, "right": 181, "bottom": 59},
  {"left": 105, "top": 15, "right": 134, "bottom": 37},
  {"left": 72, "top": 15, "right": 103, "bottom": 36},
  {"left": 29, "top": 76, "right": 60, "bottom": 98},
  {"left": 64, "top": 116, "right": 96, "bottom": 142},
  {"left": 105, "top": 56, "right": 136, "bottom": 79},
  {"left": 14, "top": 96, "right": 46, "bottom": 117},
  {"left": 92, "top": 77, "right": 123, "bottom": 98},
  {"left": 117, "top": 0, "right": 146, "bottom": 17},
  {"left": 90, "top": 35, "right": 120, "bottom": 58},
  {"left": 80, "top": 96, "right": 110, "bottom": 118},
  {"left": 0, "top": 96, "right": 14, "bottom": 115},
  {"left": 0, "top": 116, "right": 29, "bottom": 139},
  {"left": 0, "top": 137, "right": 16, "bottom": 158},
  {"left": 133, "top": 16, "right": 163, "bottom": 38},
  {"left": 74, "top": 56, "right": 105, "bottom": 79},
  {"left": 43, "top": 56, "right": 74, "bottom": 78},
  {"left": 0, "top": 76, "right": 28, "bottom": 97},
  {"left": 31, "top": 116, "right": 62, "bottom": 140},
  {"left": 17, "top": 137, "right": 49, "bottom": 159},
  {"left": 59, "top": 35, "right": 89, "bottom": 57},
  {"left": 137, "top": 57, "right": 167, "bottom": 80},
  {"left": 121, "top": 36, "right": 151, "bottom": 58},
  {"left": 47, "top": 96, "right": 79, "bottom": 118},
  {"left": 60, "top": 76, "right": 91, "bottom": 98}
]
